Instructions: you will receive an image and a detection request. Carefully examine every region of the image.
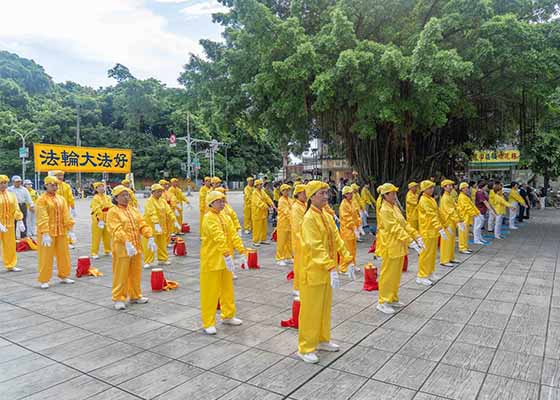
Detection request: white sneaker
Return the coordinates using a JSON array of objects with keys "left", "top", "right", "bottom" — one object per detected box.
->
[
  {"left": 510, "top": 226, "right": 519, "bottom": 230},
  {"left": 222, "top": 317, "right": 243, "bottom": 326},
  {"left": 159, "top": 261, "right": 171, "bottom": 266},
  {"left": 252, "top": 242, "right": 261, "bottom": 247},
  {"left": 376, "top": 303, "right": 396, "bottom": 314},
  {"left": 277, "top": 260, "right": 287, "bottom": 266},
  {"left": 130, "top": 297, "right": 149, "bottom": 304},
  {"left": 261, "top": 241, "right": 270, "bottom": 245},
  {"left": 459, "top": 250, "right": 472, "bottom": 254},
  {"left": 244, "top": 230, "right": 250, "bottom": 235},
  {"left": 388, "top": 301, "right": 405, "bottom": 308},
  {"left": 298, "top": 352, "right": 319, "bottom": 364},
  {"left": 450, "top": 260, "right": 460, "bottom": 264},
  {"left": 440, "top": 263, "right": 455, "bottom": 267},
  {"left": 204, "top": 326, "right": 217, "bottom": 335},
  {"left": 292, "top": 290, "right": 300, "bottom": 297},
  {"left": 143, "top": 263, "right": 152, "bottom": 269},
  {"left": 40, "top": 282, "right": 49, "bottom": 289},
  {"left": 473, "top": 241, "right": 485, "bottom": 245},
  {"left": 317, "top": 342, "right": 340, "bottom": 352},
  {"left": 68, "top": 244, "right": 75, "bottom": 249},
  {"left": 114, "top": 301, "right": 126, "bottom": 310},
  {"left": 9, "top": 267, "right": 22, "bottom": 272},
  {"left": 92, "top": 255, "right": 99, "bottom": 259},
  {"left": 429, "top": 274, "right": 441, "bottom": 282},
  {"left": 286, "top": 259, "right": 294, "bottom": 265},
  {"left": 233, "top": 274, "right": 238, "bottom": 280},
  {"left": 60, "top": 278, "right": 75, "bottom": 284},
  {"left": 416, "top": 277, "right": 433, "bottom": 286}
]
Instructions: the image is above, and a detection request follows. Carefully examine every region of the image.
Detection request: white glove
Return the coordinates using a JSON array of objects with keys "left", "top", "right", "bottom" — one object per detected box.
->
[
  {"left": 410, "top": 241, "right": 422, "bottom": 254},
  {"left": 125, "top": 241, "right": 137, "bottom": 257},
  {"left": 175, "top": 210, "right": 180, "bottom": 217},
  {"left": 237, "top": 229, "right": 242, "bottom": 237},
  {"left": 439, "top": 228, "right": 448, "bottom": 240},
  {"left": 68, "top": 231, "right": 77, "bottom": 243},
  {"left": 458, "top": 222, "right": 466, "bottom": 232},
  {"left": 0, "top": 223, "right": 6, "bottom": 233},
  {"left": 98, "top": 221, "right": 105, "bottom": 229},
  {"left": 359, "top": 226, "right": 366, "bottom": 236},
  {"left": 330, "top": 269, "right": 340, "bottom": 289},
  {"left": 224, "top": 255, "right": 235, "bottom": 272},
  {"left": 346, "top": 265, "right": 356, "bottom": 280},
  {"left": 154, "top": 224, "right": 162, "bottom": 234},
  {"left": 42, "top": 233, "right": 52, "bottom": 247},
  {"left": 354, "top": 229, "right": 360, "bottom": 239},
  {"left": 447, "top": 226, "right": 453, "bottom": 236},
  {"left": 16, "top": 221, "right": 25, "bottom": 233},
  {"left": 417, "top": 237, "right": 425, "bottom": 249},
  {"left": 148, "top": 237, "right": 157, "bottom": 252},
  {"left": 174, "top": 221, "right": 181, "bottom": 230},
  {"left": 333, "top": 214, "right": 340, "bottom": 223},
  {"left": 71, "top": 208, "right": 77, "bottom": 218}
]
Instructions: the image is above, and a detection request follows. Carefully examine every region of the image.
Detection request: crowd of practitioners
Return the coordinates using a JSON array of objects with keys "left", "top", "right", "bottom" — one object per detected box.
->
[{"left": 0, "top": 170, "right": 538, "bottom": 365}]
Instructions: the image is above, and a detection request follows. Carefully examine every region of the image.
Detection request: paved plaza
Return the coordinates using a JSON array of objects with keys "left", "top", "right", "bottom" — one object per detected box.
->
[{"left": 1, "top": 192, "right": 559, "bottom": 400}]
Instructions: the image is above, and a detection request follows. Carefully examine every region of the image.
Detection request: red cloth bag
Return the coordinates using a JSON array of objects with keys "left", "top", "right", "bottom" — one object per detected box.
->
[{"left": 363, "top": 265, "right": 379, "bottom": 291}]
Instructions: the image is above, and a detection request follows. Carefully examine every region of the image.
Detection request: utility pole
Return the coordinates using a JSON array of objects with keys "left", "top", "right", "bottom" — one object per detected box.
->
[
  {"left": 11, "top": 128, "right": 37, "bottom": 181},
  {"left": 76, "top": 104, "right": 81, "bottom": 193},
  {"left": 187, "top": 114, "right": 191, "bottom": 179}
]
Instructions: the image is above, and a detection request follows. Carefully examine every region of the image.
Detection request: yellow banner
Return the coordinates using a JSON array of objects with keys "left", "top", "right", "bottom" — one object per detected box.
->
[
  {"left": 472, "top": 150, "right": 520, "bottom": 163},
  {"left": 33, "top": 143, "right": 132, "bottom": 173}
]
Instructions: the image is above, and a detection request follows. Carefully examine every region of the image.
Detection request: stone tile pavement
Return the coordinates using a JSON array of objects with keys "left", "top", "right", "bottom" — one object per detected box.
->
[{"left": 0, "top": 192, "right": 559, "bottom": 399}]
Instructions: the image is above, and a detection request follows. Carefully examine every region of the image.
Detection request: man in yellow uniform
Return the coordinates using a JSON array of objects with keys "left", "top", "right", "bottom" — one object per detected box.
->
[
  {"left": 360, "top": 184, "right": 376, "bottom": 215},
  {"left": 200, "top": 190, "right": 246, "bottom": 335},
  {"left": 416, "top": 180, "right": 448, "bottom": 286},
  {"left": 374, "top": 186, "right": 384, "bottom": 258},
  {"left": 251, "top": 179, "right": 275, "bottom": 246},
  {"left": 457, "top": 182, "right": 480, "bottom": 254},
  {"left": 351, "top": 183, "right": 366, "bottom": 239},
  {"left": 52, "top": 170, "right": 76, "bottom": 249},
  {"left": 508, "top": 182, "right": 527, "bottom": 230},
  {"left": 90, "top": 182, "right": 113, "bottom": 259},
  {"left": 290, "top": 184, "right": 307, "bottom": 297},
  {"left": 0, "top": 175, "right": 24, "bottom": 272},
  {"left": 121, "top": 179, "right": 139, "bottom": 209},
  {"left": 275, "top": 184, "right": 293, "bottom": 265},
  {"left": 169, "top": 178, "right": 190, "bottom": 228},
  {"left": 211, "top": 176, "right": 222, "bottom": 189},
  {"left": 215, "top": 187, "right": 242, "bottom": 233},
  {"left": 439, "top": 179, "right": 461, "bottom": 267},
  {"left": 338, "top": 186, "right": 360, "bottom": 278},
  {"left": 243, "top": 177, "right": 254, "bottom": 234},
  {"left": 377, "top": 183, "right": 423, "bottom": 314},
  {"left": 493, "top": 182, "right": 513, "bottom": 240},
  {"left": 405, "top": 182, "right": 419, "bottom": 231},
  {"left": 199, "top": 177, "right": 212, "bottom": 234},
  {"left": 487, "top": 181, "right": 497, "bottom": 232}
]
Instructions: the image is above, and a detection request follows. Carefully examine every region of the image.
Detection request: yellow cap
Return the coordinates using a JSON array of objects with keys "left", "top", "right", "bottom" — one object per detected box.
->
[
  {"left": 204, "top": 176, "right": 211, "bottom": 182},
  {"left": 159, "top": 179, "right": 169, "bottom": 185},
  {"left": 254, "top": 179, "right": 263, "bottom": 186},
  {"left": 151, "top": 184, "right": 164, "bottom": 192},
  {"left": 379, "top": 183, "right": 399, "bottom": 195},
  {"left": 280, "top": 184, "right": 291, "bottom": 192},
  {"left": 408, "top": 182, "right": 418, "bottom": 189},
  {"left": 93, "top": 182, "right": 105, "bottom": 189},
  {"left": 459, "top": 182, "right": 468, "bottom": 190},
  {"left": 342, "top": 186, "right": 353, "bottom": 195},
  {"left": 215, "top": 187, "right": 227, "bottom": 194},
  {"left": 170, "top": 178, "right": 179, "bottom": 183},
  {"left": 305, "top": 180, "right": 328, "bottom": 199},
  {"left": 293, "top": 184, "right": 306, "bottom": 197},
  {"left": 207, "top": 190, "right": 225, "bottom": 206},
  {"left": 121, "top": 179, "right": 130, "bottom": 185},
  {"left": 246, "top": 177, "right": 254, "bottom": 182},
  {"left": 351, "top": 183, "right": 360, "bottom": 191},
  {"left": 0, "top": 175, "right": 9, "bottom": 184},
  {"left": 44, "top": 176, "right": 59, "bottom": 185},
  {"left": 376, "top": 186, "right": 382, "bottom": 194},
  {"left": 112, "top": 185, "right": 131, "bottom": 197},
  {"left": 441, "top": 179, "right": 454, "bottom": 187},
  {"left": 420, "top": 180, "right": 435, "bottom": 192},
  {"left": 51, "top": 170, "right": 64, "bottom": 176},
  {"left": 211, "top": 177, "right": 222, "bottom": 184}
]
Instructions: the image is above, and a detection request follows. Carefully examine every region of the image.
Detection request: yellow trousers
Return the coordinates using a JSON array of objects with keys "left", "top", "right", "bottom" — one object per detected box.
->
[
  {"left": 339, "top": 236, "right": 356, "bottom": 273},
  {"left": 200, "top": 269, "right": 235, "bottom": 328},
  {"left": 91, "top": 224, "right": 111, "bottom": 256},
  {"left": 38, "top": 234, "right": 71, "bottom": 283},
  {"left": 1, "top": 227, "right": 17, "bottom": 270},
  {"left": 275, "top": 230, "right": 292, "bottom": 261},
  {"left": 199, "top": 210, "right": 205, "bottom": 238},
  {"left": 293, "top": 249, "right": 301, "bottom": 291},
  {"left": 458, "top": 223, "right": 470, "bottom": 252},
  {"left": 142, "top": 234, "right": 168, "bottom": 264},
  {"left": 379, "top": 256, "right": 404, "bottom": 304},
  {"left": 252, "top": 218, "right": 267, "bottom": 242},
  {"left": 176, "top": 209, "right": 183, "bottom": 227},
  {"left": 298, "top": 282, "right": 332, "bottom": 354},
  {"left": 440, "top": 225, "right": 456, "bottom": 264},
  {"left": 418, "top": 236, "right": 437, "bottom": 278},
  {"left": 112, "top": 253, "right": 143, "bottom": 302},
  {"left": 243, "top": 205, "right": 252, "bottom": 231}
]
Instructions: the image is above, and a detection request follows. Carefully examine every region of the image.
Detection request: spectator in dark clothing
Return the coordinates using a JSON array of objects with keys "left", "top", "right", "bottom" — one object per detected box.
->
[{"left": 518, "top": 183, "right": 531, "bottom": 221}]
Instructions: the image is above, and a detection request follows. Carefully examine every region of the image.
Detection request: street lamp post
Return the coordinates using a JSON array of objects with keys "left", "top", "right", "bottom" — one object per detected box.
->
[{"left": 11, "top": 128, "right": 37, "bottom": 181}]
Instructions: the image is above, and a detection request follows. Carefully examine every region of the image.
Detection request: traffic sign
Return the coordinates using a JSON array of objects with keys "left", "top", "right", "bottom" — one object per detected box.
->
[
  {"left": 169, "top": 133, "right": 176, "bottom": 147},
  {"left": 19, "top": 147, "right": 28, "bottom": 159}
]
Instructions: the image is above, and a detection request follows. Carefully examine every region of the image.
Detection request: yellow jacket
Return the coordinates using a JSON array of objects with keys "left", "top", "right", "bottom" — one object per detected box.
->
[
  {"left": 277, "top": 196, "right": 292, "bottom": 232},
  {"left": 0, "top": 190, "right": 23, "bottom": 226},
  {"left": 418, "top": 193, "right": 444, "bottom": 239},
  {"left": 27, "top": 188, "right": 39, "bottom": 204},
  {"left": 360, "top": 187, "right": 375, "bottom": 206},
  {"left": 471, "top": 188, "right": 476, "bottom": 203},
  {"left": 439, "top": 192, "right": 461, "bottom": 228},
  {"left": 509, "top": 188, "right": 526, "bottom": 206},
  {"left": 129, "top": 190, "right": 139, "bottom": 208},
  {"left": 290, "top": 199, "right": 306, "bottom": 250},
  {"left": 251, "top": 188, "right": 273, "bottom": 220},
  {"left": 352, "top": 192, "right": 365, "bottom": 211},
  {"left": 243, "top": 185, "right": 253, "bottom": 207},
  {"left": 489, "top": 189, "right": 496, "bottom": 207},
  {"left": 379, "top": 201, "right": 418, "bottom": 259},
  {"left": 451, "top": 189, "right": 458, "bottom": 201},
  {"left": 199, "top": 185, "right": 210, "bottom": 213},
  {"left": 224, "top": 203, "right": 241, "bottom": 231},
  {"left": 494, "top": 191, "right": 511, "bottom": 215},
  {"left": 143, "top": 195, "right": 175, "bottom": 235},
  {"left": 169, "top": 186, "right": 189, "bottom": 205},
  {"left": 201, "top": 208, "right": 245, "bottom": 272},
  {"left": 273, "top": 188, "right": 280, "bottom": 202},
  {"left": 405, "top": 190, "right": 419, "bottom": 222},
  {"left": 457, "top": 192, "right": 480, "bottom": 223},
  {"left": 90, "top": 193, "right": 113, "bottom": 223},
  {"left": 300, "top": 205, "right": 351, "bottom": 286},
  {"left": 57, "top": 181, "right": 75, "bottom": 209},
  {"left": 36, "top": 193, "right": 74, "bottom": 237},
  {"left": 339, "top": 198, "right": 360, "bottom": 241},
  {"left": 163, "top": 190, "right": 179, "bottom": 212},
  {"left": 107, "top": 205, "right": 152, "bottom": 258},
  {"left": 323, "top": 203, "right": 336, "bottom": 217}
]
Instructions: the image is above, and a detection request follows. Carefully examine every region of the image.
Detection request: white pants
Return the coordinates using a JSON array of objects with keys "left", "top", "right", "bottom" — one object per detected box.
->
[
  {"left": 509, "top": 201, "right": 518, "bottom": 228},
  {"left": 495, "top": 215, "right": 504, "bottom": 238},
  {"left": 540, "top": 197, "right": 546, "bottom": 209},
  {"left": 487, "top": 211, "right": 495, "bottom": 231},
  {"left": 26, "top": 209, "right": 36, "bottom": 236},
  {"left": 474, "top": 214, "right": 485, "bottom": 243}
]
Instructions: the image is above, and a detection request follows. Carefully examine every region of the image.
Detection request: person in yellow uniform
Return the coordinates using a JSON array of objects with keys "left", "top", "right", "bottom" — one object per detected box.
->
[
  {"left": 487, "top": 182, "right": 497, "bottom": 232},
  {"left": 275, "top": 184, "right": 293, "bottom": 266},
  {"left": 142, "top": 184, "right": 178, "bottom": 268},
  {"left": 338, "top": 186, "right": 360, "bottom": 279},
  {"left": 200, "top": 190, "right": 246, "bottom": 335},
  {"left": 36, "top": 176, "right": 76, "bottom": 289},
  {"left": 298, "top": 181, "right": 352, "bottom": 364},
  {"left": 508, "top": 182, "right": 527, "bottom": 230},
  {"left": 90, "top": 182, "right": 113, "bottom": 259},
  {"left": 374, "top": 186, "right": 384, "bottom": 258},
  {"left": 243, "top": 177, "right": 254, "bottom": 234},
  {"left": 107, "top": 185, "right": 156, "bottom": 310},
  {"left": 376, "top": 183, "right": 423, "bottom": 314},
  {"left": 273, "top": 184, "right": 280, "bottom": 205},
  {"left": 290, "top": 184, "right": 307, "bottom": 297},
  {"left": 405, "top": 182, "right": 419, "bottom": 231},
  {"left": 360, "top": 184, "right": 376, "bottom": 215},
  {"left": 52, "top": 170, "right": 76, "bottom": 217},
  {"left": 211, "top": 176, "right": 222, "bottom": 189},
  {"left": 159, "top": 179, "right": 180, "bottom": 239},
  {"left": 439, "top": 179, "right": 461, "bottom": 267},
  {"left": 215, "top": 187, "right": 242, "bottom": 233},
  {"left": 169, "top": 178, "right": 190, "bottom": 228},
  {"left": 457, "top": 182, "right": 480, "bottom": 254},
  {"left": 416, "top": 180, "right": 448, "bottom": 286},
  {"left": 251, "top": 179, "right": 275, "bottom": 246},
  {"left": 24, "top": 179, "right": 38, "bottom": 236},
  {"left": 121, "top": 179, "right": 139, "bottom": 209},
  {"left": 351, "top": 183, "right": 366, "bottom": 232},
  {"left": 199, "top": 177, "right": 212, "bottom": 234},
  {"left": 0, "top": 175, "right": 25, "bottom": 272},
  {"left": 493, "top": 182, "right": 513, "bottom": 239}
]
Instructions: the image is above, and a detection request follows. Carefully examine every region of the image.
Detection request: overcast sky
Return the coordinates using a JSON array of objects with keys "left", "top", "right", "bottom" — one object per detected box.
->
[{"left": 0, "top": 0, "right": 227, "bottom": 88}]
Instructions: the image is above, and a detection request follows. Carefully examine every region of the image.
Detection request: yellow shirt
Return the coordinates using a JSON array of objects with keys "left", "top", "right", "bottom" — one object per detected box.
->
[
  {"left": 290, "top": 199, "right": 306, "bottom": 250},
  {"left": 143, "top": 195, "right": 175, "bottom": 235},
  {"left": 106, "top": 204, "right": 152, "bottom": 258},
  {"left": 273, "top": 188, "right": 280, "bottom": 202},
  {"left": 509, "top": 188, "right": 526, "bottom": 206},
  {"left": 493, "top": 191, "right": 511, "bottom": 215},
  {"left": 201, "top": 208, "right": 245, "bottom": 272},
  {"left": 199, "top": 185, "right": 210, "bottom": 213},
  {"left": 57, "top": 181, "right": 75, "bottom": 209},
  {"left": 405, "top": 190, "right": 419, "bottom": 222},
  {"left": 27, "top": 188, "right": 39, "bottom": 204},
  {"left": 457, "top": 192, "right": 480, "bottom": 222},
  {"left": 244, "top": 185, "right": 254, "bottom": 208},
  {"left": 379, "top": 201, "right": 418, "bottom": 259},
  {"left": 90, "top": 193, "right": 113, "bottom": 223},
  {"left": 439, "top": 192, "right": 460, "bottom": 228},
  {"left": 360, "top": 187, "right": 375, "bottom": 206},
  {"left": 277, "top": 195, "right": 292, "bottom": 232},
  {"left": 169, "top": 186, "right": 189, "bottom": 205},
  {"left": 251, "top": 188, "right": 273, "bottom": 221},
  {"left": 417, "top": 193, "right": 444, "bottom": 239},
  {"left": 0, "top": 190, "right": 23, "bottom": 226},
  {"left": 36, "top": 193, "right": 74, "bottom": 237},
  {"left": 339, "top": 198, "right": 360, "bottom": 241},
  {"left": 223, "top": 203, "right": 241, "bottom": 232}
]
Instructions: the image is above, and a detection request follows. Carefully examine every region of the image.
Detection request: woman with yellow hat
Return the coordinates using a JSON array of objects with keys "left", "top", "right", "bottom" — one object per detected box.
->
[
  {"left": 159, "top": 179, "right": 180, "bottom": 240},
  {"left": 351, "top": 183, "right": 366, "bottom": 238},
  {"left": 338, "top": 186, "right": 360, "bottom": 279},
  {"left": 275, "top": 184, "right": 293, "bottom": 266},
  {"left": 416, "top": 180, "right": 449, "bottom": 286},
  {"left": 405, "top": 182, "right": 419, "bottom": 231},
  {"left": 290, "top": 184, "right": 307, "bottom": 296},
  {"left": 215, "top": 187, "right": 242, "bottom": 232},
  {"left": 121, "top": 179, "right": 139, "bottom": 209},
  {"left": 142, "top": 184, "right": 177, "bottom": 268},
  {"left": 251, "top": 179, "right": 275, "bottom": 246},
  {"left": 90, "top": 182, "right": 113, "bottom": 259},
  {"left": 439, "top": 179, "right": 461, "bottom": 267},
  {"left": 377, "top": 183, "right": 423, "bottom": 314},
  {"left": 0, "top": 175, "right": 24, "bottom": 272},
  {"left": 374, "top": 185, "right": 384, "bottom": 258},
  {"left": 36, "top": 176, "right": 76, "bottom": 289},
  {"left": 457, "top": 182, "right": 480, "bottom": 254},
  {"left": 169, "top": 178, "right": 190, "bottom": 229},
  {"left": 200, "top": 190, "right": 246, "bottom": 335},
  {"left": 360, "top": 183, "right": 376, "bottom": 215},
  {"left": 243, "top": 177, "right": 254, "bottom": 234},
  {"left": 492, "top": 182, "right": 514, "bottom": 239},
  {"left": 52, "top": 170, "right": 76, "bottom": 217},
  {"left": 107, "top": 185, "right": 157, "bottom": 310},
  {"left": 199, "top": 177, "right": 212, "bottom": 234},
  {"left": 298, "top": 181, "right": 352, "bottom": 364}
]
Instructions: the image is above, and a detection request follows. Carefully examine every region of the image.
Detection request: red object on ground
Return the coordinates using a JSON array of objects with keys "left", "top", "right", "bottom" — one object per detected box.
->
[
  {"left": 151, "top": 268, "right": 165, "bottom": 291},
  {"left": 402, "top": 255, "right": 408, "bottom": 272},
  {"left": 271, "top": 229, "right": 277, "bottom": 242},
  {"left": 280, "top": 299, "right": 300, "bottom": 328},
  {"left": 286, "top": 270, "right": 294, "bottom": 281},
  {"left": 76, "top": 256, "right": 91, "bottom": 278},
  {"left": 247, "top": 249, "right": 259, "bottom": 269},
  {"left": 173, "top": 238, "right": 187, "bottom": 256},
  {"left": 363, "top": 265, "right": 379, "bottom": 291},
  {"left": 181, "top": 223, "right": 190, "bottom": 233},
  {"left": 15, "top": 240, "right": 29, "bottom": 252},
  {"left": 368, "top": 239, "right": 376, "bottom": 254}
]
